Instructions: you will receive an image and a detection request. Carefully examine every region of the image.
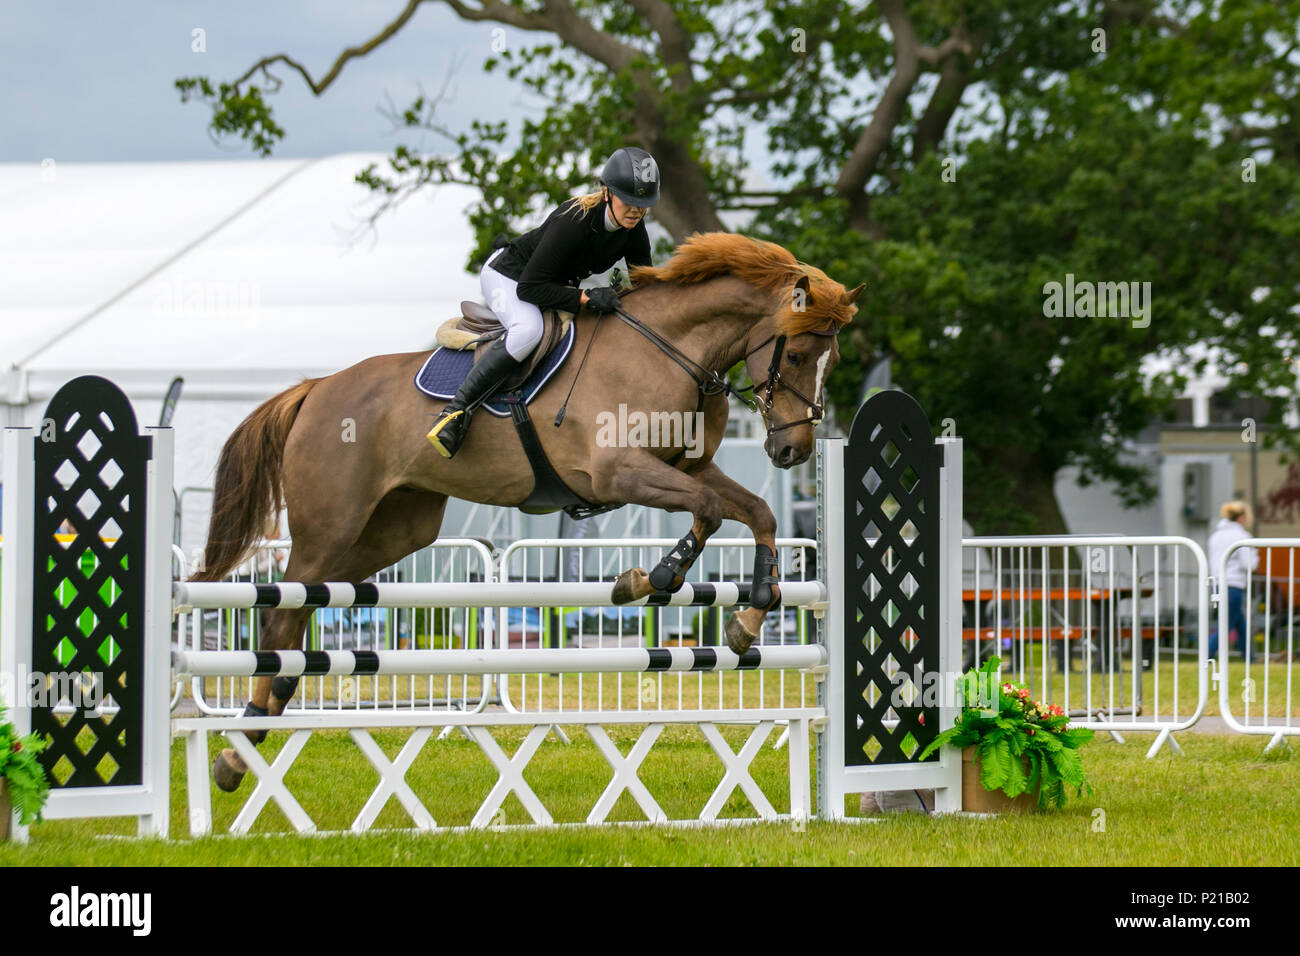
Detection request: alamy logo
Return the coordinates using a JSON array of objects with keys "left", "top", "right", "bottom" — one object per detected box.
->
[
  {"left": 595, "top": 404, "right": 705, "bottom": 458},
  {"left": 889, "top": 667, "right": 999, "bottom": 711},
  {"left": 50, "top": 886, "right": 151, "bottom": 936},
  {"left": 151, "top": 278, "right": 261, "bottom": 320},
  {"left": 1042, "top": 273, "right": 1151, "bottom": 328},
  {"left": 633, "top": 157, "right": 658, "bottom": 184},
  {"left": 0, "top": 667, "right": 104, "bottom": 711}
]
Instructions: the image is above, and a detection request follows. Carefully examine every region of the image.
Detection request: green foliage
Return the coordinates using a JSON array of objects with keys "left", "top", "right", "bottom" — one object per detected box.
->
[
  {"left": 0, "top": 700, "right": 51, "bottom": 826},
  {"left": 175, "top": 77, "right": 285, "bottom": 157},
  {"left": 919, "top": 657, "right": 1094, "bottom": 809},
  {"left": 752, "top": 1, "right": 1300, "bottom": 531}
]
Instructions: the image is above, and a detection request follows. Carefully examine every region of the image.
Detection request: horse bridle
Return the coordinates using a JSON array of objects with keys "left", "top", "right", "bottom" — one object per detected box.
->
[
  {"left": 740, "top": 328, "right": 837, "bottom": 434},
  {"left": 607, "top": 299, "right": 836, "bottom": 437}
]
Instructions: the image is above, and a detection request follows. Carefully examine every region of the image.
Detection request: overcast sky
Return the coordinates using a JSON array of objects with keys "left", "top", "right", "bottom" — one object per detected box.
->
[{"left": 0, "top": 0, "right": 575, "bottom": 163}]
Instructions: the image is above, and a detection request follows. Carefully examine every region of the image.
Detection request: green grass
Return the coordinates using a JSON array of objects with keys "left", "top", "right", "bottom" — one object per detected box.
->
[{"left": 2, "top": 726, "right": 1297, "bottom": 866}]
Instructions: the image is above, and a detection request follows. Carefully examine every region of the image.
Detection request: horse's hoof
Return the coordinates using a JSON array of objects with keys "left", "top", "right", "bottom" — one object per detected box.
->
[
  {"left": 213, "top": 748, "right": 247, "bottom": 792},
  {"left": 725, "top": 614, "right": 758, "bottom": 655},
  {"left": 612, "top": 567, "right": 651, "bottom": 604}
]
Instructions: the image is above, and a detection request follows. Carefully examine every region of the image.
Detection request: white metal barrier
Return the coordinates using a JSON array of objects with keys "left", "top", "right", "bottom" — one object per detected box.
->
[
  {"left": 962, "top": 536, "right": 1210, "bottom": 757},
  {"left": 1218, "top": 538, "right": 1300, "bottom": 751}
]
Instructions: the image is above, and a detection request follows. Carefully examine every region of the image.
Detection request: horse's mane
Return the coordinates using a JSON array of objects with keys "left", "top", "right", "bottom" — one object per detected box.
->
[{"left": 628, "top": 232, "right": 856, "bottom": 334}]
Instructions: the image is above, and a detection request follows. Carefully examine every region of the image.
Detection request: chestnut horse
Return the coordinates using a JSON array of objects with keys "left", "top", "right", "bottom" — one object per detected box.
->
[{"left": 196, "top": 231, "right": 862, "bottom": 790}]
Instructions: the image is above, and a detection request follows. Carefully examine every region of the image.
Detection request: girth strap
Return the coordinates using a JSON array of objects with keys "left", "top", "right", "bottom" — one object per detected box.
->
[{"left": 506, "top": 394, "right": 617, "bottom": 520}]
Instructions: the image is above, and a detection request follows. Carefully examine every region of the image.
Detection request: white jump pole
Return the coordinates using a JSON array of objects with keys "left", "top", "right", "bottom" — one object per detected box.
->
[
  {"left": 173, "top": 579, "right": 827, "bottom": 611},
  {"left": 172, "top": 643, "right": 828, "bottom": 678}
]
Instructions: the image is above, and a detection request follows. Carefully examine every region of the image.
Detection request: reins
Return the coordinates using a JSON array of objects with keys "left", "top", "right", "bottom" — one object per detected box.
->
[
  {"left": 609, "top": 304, "right": 750, "bottom": 413},
  {"left": 607, "top": 298, "right": 836, "bottom": 437}
]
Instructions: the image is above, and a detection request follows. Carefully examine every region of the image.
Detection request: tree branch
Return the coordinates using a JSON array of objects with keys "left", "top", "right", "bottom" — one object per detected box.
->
[
  {"left": 914, "top": 29, "right": 984, "bottom": 161},
  {"left": 836, "top": 0, "right": 972, "bottom": 231},
  {"left": 1101, "top": 0, "right": 1188, "bottom": 35},
  {"left": 441, "top": 0, "right": 642, "bottom": 72},
  {"left": 918, "top": 34, "right": 973, "bottom": 65},
  {"left": 441, "top": 0, "right": 557, "bottom": 31},
  {"left": 626, "top": 0, "right": 697, "bottom": 90},
  {"left": 1230, "top": 123, "right": 1279, "bottom": 141},
  {"left": 835, "top": 0, "right": 924, "bottom": 230},
  {"left": 234, "top": 0, "right": 430, "bottom": 94}
]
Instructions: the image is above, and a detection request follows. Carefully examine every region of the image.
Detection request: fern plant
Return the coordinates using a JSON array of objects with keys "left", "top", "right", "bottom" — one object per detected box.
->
[
  {"left": 0, "top": 699, "right": 51, "bottom": 826},
  {"left": 919, "top": 657, "right": 1094, "bottom": 809}
]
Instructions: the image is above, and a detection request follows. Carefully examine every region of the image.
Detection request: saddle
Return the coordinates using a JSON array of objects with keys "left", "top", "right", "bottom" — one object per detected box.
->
[
  {"left": 435, "top": 301, "right": 574, "bottom": 391},
  {"left": 418, "top": 299, "right": 613, "bottom": 520}
]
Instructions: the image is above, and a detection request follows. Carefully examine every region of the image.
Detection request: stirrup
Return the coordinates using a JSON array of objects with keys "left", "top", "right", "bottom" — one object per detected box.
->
[{"left": 427, "top": 408, "right": 467, "bottom": 458}]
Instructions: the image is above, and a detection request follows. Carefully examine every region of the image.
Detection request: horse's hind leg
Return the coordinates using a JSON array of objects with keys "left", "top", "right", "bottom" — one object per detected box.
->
[
  {"left": 213, "top": 489, "right": 448, "bottom": 792},
  {"left": 210, "top": 604, "right": 312, "bottom": 792}
]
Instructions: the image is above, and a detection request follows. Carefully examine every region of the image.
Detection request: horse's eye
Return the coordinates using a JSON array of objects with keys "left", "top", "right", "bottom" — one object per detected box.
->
[{"left": 787, "top": 352, "right": 803, "bottom": 366}]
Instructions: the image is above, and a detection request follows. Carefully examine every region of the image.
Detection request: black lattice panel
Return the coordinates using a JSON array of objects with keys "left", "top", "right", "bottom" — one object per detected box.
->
[
  {"left": 843, "top": 389, "right": 941, "bottom": 766},
  {"left": 31, "top": 376, "right": 151, "bottom": 789}
]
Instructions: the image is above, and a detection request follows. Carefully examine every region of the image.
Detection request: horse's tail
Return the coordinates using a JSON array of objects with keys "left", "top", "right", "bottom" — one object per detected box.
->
[{"left": 191, "top": 378, "right": 321, "bottom": 582}]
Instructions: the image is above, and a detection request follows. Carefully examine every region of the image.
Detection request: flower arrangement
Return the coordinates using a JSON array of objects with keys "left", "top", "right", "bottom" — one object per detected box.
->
[
  {"left": 0, "top": 699, "right": 51, "bottom": 827},
  {"left": 919, "top": 656, "right": 1094, "bottom": 809}
]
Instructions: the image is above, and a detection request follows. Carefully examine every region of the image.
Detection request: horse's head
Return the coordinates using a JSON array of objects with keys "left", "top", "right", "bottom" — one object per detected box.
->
[{"left": 745, "top": 274, "right": 864, "bottom": 468}]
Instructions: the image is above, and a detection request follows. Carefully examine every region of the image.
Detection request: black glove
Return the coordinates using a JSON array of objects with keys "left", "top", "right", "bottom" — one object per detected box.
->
[{"left": 585, "top": 286, "right": 622, "bottom": 313}]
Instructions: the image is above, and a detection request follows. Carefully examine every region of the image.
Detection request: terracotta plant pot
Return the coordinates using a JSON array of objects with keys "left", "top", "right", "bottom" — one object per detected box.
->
[
  {"left": 961, "top": 746, "right": 1038, "bottom": 813},
  {"left": 0, "top": 779, "right": 10, "bottom": 841}
]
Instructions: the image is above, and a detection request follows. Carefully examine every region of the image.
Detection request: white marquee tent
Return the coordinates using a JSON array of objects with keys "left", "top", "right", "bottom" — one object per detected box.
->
[{"left": 0, "top": 153, "right": 495, "bottom": 554}]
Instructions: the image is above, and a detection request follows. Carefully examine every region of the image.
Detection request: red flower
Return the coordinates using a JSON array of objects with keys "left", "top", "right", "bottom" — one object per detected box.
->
[
  {"left": 12, "top": 741, "right": 22, "bottom": 752},
  {"left": 918, "top": 714, "right": 926, "bottom": 726}
]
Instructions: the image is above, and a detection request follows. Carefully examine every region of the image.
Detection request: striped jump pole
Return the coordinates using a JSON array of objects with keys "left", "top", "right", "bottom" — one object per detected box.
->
[
  {"left": 171, "top": 643, "right": 827, "bottom": 678},
  {"left": 172, "top": 579, "right": 827, "bottom": 611}
]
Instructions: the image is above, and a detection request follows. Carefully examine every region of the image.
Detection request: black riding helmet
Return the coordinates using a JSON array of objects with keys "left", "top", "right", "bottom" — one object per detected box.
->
[{"left": 599, "top": 146, "right": 660, "bottom": 208}]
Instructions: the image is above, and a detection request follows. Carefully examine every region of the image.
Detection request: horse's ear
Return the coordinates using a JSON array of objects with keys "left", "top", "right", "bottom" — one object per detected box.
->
[
  {"left": 794, "top": 274, "right": 813, "bottom": 306},
  {"left": 844, "top": 283, "right": 865, "bottom": 305}
]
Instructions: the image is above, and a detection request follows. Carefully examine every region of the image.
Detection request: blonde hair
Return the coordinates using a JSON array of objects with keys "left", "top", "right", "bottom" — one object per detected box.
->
[
  {"left": 564, "top": 190, "right": 605, "bottom": 219},
  {"left": 1222, "top": 500, "right": 1252, "bottom": 524}
]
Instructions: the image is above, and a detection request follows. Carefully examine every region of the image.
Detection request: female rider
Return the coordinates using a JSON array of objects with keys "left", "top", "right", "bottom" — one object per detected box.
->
[{"left": 427, "top": 146, "right": 660, "bottom": 458}]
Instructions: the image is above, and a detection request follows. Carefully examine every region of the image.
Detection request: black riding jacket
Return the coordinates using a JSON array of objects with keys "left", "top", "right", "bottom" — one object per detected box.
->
[{"left": 489, "top": 198, "right": 652, "bottom": 315}]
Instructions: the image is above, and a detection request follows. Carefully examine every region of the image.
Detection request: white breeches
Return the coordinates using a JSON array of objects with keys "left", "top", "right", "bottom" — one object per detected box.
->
[{"left": 482, "top": 249, "right": 545, "bottom": 361}]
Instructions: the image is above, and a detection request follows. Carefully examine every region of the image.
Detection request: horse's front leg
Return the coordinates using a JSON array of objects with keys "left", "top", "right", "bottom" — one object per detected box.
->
[
  {"left": 591, "top": 452, "right": 723, "bottom": 605},
  {"left": 680, "top": 460, "right": 781, "bottom": 655}
]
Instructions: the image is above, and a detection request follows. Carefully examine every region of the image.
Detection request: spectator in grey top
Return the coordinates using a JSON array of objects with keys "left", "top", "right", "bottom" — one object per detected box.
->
[{"left": 1208, "top": 501, "right": 1257, "bottom": 662}]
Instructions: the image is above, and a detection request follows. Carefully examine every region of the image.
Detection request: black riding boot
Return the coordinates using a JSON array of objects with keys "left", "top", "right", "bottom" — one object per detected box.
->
[{"left": 427, "top": 337, "right": 525, "bottom": 458}]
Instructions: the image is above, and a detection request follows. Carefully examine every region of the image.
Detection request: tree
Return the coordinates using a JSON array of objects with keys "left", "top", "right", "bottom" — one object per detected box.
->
[{"left": 178, "top": 0, "right": 1300, "bottom": 532}]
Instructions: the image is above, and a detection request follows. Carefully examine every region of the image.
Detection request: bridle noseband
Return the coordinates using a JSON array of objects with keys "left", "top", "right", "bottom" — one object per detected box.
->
[{"left": 741, "top": 328, "right": 837, "bottom": 435}]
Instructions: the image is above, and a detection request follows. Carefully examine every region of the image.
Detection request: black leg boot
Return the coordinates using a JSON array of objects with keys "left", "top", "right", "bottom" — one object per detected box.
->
[{"left": 427, "top": 337, "right": 525, "bottom": 458}]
